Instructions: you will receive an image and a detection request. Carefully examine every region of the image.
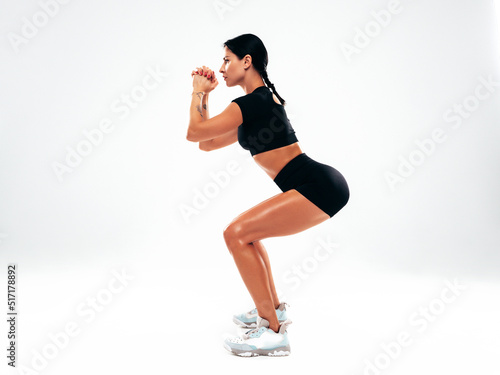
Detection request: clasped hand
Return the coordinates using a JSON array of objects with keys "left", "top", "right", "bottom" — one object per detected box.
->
[{"left": 191, "top": 65, "right": 218, "bottom": 93}]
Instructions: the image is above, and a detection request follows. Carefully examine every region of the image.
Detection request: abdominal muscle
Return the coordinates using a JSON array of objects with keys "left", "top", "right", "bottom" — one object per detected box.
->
[{"left": 252, "top": 142, "right": 303, "bottom": 180}]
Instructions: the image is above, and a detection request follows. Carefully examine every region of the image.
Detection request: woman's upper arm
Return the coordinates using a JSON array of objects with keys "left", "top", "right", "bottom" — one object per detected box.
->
[
  {"left": 199, "top": 127, "right": 238, "bottom": 151},
  {"left": 188, "top": 102, "right": 243, "bottom": 142}
]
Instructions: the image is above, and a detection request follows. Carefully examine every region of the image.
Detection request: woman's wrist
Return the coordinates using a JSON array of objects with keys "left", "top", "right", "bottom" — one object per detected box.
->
[{"left": 192, "top": 89, "right": 208, "bottom": 95}]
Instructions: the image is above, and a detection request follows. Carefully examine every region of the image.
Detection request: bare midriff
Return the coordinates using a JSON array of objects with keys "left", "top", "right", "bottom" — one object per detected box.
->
[{"left": 252, "top": 142, "right": 303, "bottom": 180}]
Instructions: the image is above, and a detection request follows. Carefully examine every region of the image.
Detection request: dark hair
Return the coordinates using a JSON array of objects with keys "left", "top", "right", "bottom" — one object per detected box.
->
[{"left": 223, "top": 33, "right": 286, "bottom": 106}]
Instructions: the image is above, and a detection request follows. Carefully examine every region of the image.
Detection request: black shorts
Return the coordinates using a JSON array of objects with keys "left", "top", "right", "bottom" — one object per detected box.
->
[{"left": 273, "top": 153, "right": 350, "bottom": 218}]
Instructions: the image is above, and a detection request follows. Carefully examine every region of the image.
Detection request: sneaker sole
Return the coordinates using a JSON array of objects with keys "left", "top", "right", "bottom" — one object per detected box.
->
[{"left": 224, "top": 343, "right": 291, "bottom": 357}]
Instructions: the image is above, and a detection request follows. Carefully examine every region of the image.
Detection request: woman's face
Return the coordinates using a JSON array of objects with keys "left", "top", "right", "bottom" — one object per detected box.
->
[{"left": 219, "top": 46, "right": 246, "bottom": 87}]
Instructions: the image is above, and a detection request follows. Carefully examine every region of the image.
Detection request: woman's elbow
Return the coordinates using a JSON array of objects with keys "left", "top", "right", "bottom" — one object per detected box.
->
[
  {"left": 186, "top": 122, "right": 202, "bottom": 141},
  {"left": 199, "top": 140, "right": 213, "bottom": 152},
  {"left": 186, "top": 128, "right": 197, "bottom": 142}
]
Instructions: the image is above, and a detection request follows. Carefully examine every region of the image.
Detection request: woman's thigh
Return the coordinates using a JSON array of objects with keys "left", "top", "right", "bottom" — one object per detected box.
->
[{"left": 223, "top": 189, "right": 330, "bottom": 246}]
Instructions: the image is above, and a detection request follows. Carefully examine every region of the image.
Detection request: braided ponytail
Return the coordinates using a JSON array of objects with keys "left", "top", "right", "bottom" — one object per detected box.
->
[{"left": 261, "top": 70, "right": 286, "bottom": 106}]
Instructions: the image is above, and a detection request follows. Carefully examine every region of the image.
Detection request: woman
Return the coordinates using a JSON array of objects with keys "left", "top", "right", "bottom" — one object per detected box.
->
[{"left": 186, "top": 34, "right": 349, "bottom": 356}]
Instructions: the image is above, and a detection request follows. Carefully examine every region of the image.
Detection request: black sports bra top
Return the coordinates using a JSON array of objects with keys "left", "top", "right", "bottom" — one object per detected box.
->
[{"left": 231, "top": 86, "right": 298, "bottom": 156}]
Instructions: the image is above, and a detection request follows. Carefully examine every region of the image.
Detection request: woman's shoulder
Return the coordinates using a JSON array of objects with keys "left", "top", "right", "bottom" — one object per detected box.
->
[
  {"left": 232, "top": 87, "right": 266, "bottom": 106},
  {"left": 231, "top": 87, "right": 278, "bottom": 122}
]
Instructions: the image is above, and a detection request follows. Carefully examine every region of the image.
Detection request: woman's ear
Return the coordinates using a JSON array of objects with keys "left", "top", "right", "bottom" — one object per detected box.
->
[{"left": 243, "top": 54, "right": 252, "bottom": 69}]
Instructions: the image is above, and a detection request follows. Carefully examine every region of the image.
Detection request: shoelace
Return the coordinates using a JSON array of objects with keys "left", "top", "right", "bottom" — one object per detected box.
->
[{"left": 242, "top": 326, "right": 262, "bottom": 340}]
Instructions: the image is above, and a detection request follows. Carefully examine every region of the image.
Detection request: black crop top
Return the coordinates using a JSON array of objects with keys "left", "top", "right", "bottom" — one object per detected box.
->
[{"left": 231, "top": 86, "right": 299, "bottom": 156}]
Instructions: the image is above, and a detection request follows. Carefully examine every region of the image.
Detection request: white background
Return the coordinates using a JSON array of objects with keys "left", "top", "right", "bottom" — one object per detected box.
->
[{"left": 1, "top": 0, "right": 499, "bottom": 374}]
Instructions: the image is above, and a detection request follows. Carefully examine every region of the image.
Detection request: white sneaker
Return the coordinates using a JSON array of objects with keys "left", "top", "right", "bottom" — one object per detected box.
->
[
  {"left": 223, "top": 316, "right": 292, "bottom": 357},
  {"left": 232, "top": 302, "right": 289, "bottom": 328}
]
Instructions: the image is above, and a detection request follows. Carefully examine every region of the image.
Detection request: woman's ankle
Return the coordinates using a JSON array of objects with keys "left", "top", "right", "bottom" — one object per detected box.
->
[{"left": 269, "top": 323, "right": 280, "bottom": 333}]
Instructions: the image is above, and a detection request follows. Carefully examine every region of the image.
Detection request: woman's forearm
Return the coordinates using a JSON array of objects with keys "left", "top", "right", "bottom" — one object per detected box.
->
[
  {"left": 187, "top": 90, "right": 210, "bottom": 140},
  {"left": 202, "top": 91, "right": 209, "bottom": 118},
  {"left": 198, "top": 94, "right": 213, "bottom": 148}
]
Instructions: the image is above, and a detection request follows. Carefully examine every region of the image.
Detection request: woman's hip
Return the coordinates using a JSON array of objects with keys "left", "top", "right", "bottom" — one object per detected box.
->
[
  {"left": 273, "top": 153, "right": 347, "bottom": 189},
  {"left": 273, "top": 152, "right": 350, "bottom": 217}
]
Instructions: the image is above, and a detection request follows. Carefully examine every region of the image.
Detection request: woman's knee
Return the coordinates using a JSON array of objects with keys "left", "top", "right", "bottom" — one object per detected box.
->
[{"left": 223, "top": 221, "right": 247, "bottom": 249}]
